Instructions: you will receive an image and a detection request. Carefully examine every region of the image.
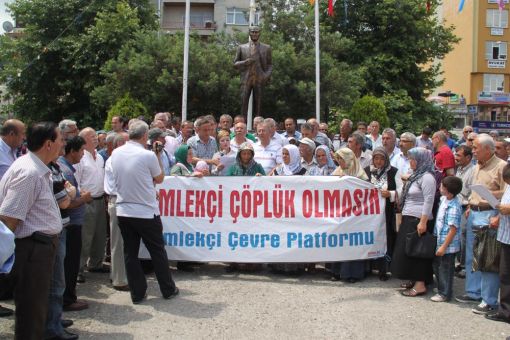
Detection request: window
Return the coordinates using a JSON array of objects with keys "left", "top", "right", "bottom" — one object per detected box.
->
[
  {"left": 487, "top": 9, "right": 509, "bottom": 28},
  {"left": 226, "top": 8, "right": 259, "bottom": 25},
  {"left": 483, "top": 74, "right": 505, "bottom": 92},
  {"left": 485, "top": 41, "right": 508, "bottom": 59}
]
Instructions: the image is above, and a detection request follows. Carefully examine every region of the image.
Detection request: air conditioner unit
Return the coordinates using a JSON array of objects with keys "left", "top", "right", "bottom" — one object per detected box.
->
[{"left": 501, "top": 55, "right": 507, "bottom": 60}]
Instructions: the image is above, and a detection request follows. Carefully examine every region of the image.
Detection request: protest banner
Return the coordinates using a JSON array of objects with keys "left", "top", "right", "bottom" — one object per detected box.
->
[{"left": 142, "top": 176, "right": 387, "bottom": 262}]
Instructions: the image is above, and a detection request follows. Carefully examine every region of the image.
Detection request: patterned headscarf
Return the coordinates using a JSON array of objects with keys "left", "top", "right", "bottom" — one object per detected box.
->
[
  {"left": 332, "top": 148, "right": 368, "bottom": 180},
  {"left": 399, "top": 147, "right": 435, "bottom": 206},
  {"left": 281, "top": 144, "right": 303, "bottom": 175},
  {"left": 315, "top": 145, "right": 336, "bottom": 172},
  {"left": 370, "top": 147, "right": 391, "bottom": 180}
]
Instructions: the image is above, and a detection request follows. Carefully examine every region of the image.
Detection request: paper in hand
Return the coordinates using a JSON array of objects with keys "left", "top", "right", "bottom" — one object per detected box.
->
[{"left": 470, "top": 184, "right": 500, "bottom": 209}]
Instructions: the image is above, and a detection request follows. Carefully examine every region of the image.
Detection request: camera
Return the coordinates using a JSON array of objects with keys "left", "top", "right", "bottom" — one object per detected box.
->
[{"left": 149, "top": 141, "right": 164, "bottom": 153}]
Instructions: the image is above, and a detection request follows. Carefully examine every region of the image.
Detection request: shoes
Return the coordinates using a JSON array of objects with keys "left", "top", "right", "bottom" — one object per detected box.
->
[
  {"left": 485, "top": 311, "right": 510, "bottom": 324},
  {"left": 61, "top": 319, "right": 73, "bottom": 328},
  {"left": 113, "top": 285, "right": 130, "bottom": 292},
  {"left": 0, "top": 305, "right": 13, "bottom": 317},
  {"left": 401, "top": 288, "right": 427, "bottom": 297},
  {"left": 454, "top": 264, "right": 463, "bottom": 273},
  {"left": 176, "top": 264, "right": 195, "bottom": 272},
  {"left": 76, "top": 274, "right": 85, "bottom": 284},
  {"left": 472, "top": 302, "right": 496, "bottom": 315},
  {"left": 133, "top": 293, "right": 148, "bottom": 305},
  {"left": 430, "top": 294, "right": 447, "bottom": 302},
  {"left": 399, "top": 281, "right": 414, "bottom": 289},
  {"left": 164, "top": 287, "right": 180, "bottom": 300},
  {"left": 87, "top": 265, "right": 110, "bottom": 273},
  {"left": 455, "top": 294, "right": 482, "bottom": 304},
  {"left": 454, "top": 270, "right": 466, "bottom": 279},
  {"left": 46, "top": 330, "right": 79, "bottom": 340},
  {"left": 63, "top": 300, "right": 89, "bottom": 312},
  {"left": 378, "top": 273, "right": 389, "bottom": 281}
]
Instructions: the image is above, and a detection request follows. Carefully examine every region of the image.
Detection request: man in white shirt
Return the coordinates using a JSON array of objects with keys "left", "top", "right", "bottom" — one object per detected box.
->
[
  {"left": 382, "top": 128, "right": 401, "bottom": 167},
  {"left": 369, "top": 121, "right": 383, "bottom": 149},
  {"left": 392, "top": 132, "right": 416, "bottom": 180},
  {"left": 0, "top": 119, "right": 25, "bottom": 180},
  {"left": 231, "top": 122, "right": 253, "bottom": 153},
  {"left": 75, "top": 127, "right": 108, "bottom": 282},
  {"left": 348, "top": 132, "right": 372, "bottom": 169},
  {"left": 104, "top": 132, "right": 129, "bottom": 291},
  {"left": 111, "top": 120, "right": 179, "bottom": 304},
  {"left": 265, "top": 118, "right": 288, "bottom": 148},
  {"left": 254, "top": 122, "right": 282, "bottom": 174}
]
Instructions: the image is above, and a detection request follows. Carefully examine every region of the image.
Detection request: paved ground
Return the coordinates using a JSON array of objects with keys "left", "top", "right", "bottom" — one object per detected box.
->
[{"left": 0, "top": 264, "right": 509, "bottom": 339}]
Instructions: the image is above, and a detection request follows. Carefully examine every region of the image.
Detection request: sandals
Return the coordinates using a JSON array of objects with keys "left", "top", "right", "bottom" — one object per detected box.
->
[
  {"left": 401, "top": 288, "right": 427, "bottom": 297},
  {"left": 399, "top": 281, "right": 414, "bottom": 289}
]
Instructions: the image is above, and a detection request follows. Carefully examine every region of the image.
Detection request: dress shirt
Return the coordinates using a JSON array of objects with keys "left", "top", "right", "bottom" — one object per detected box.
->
[
  {"left": 230, "top": 138, "right": 253, "bottom": 153},
  {"left": 187, "top": 135, "right": 217, "bottom": 160},
  {"left": 369, "top": 134, "right": 382, "bottom": 149},
  {"left": 301, "top": 157, "right": 318, "bottom": 172},
  {"left": 0, "top": 220, "right": 15, "bottom": 273},
  {"left": 58, "top": 156, "right": 86, "bottom": 226},
  {"left": 0, "top": 138, "right": 17, "bottom": 180},
  {"left": 388, "top": 146, "right": 401, "bottom": 167},
  {"left": 111, "top": 141, "right": 162, "bottom": 219},
  {"left": 469, "top": 155, "right": 507, "bottom": 206},
  {"left": 0, "top": 152, "right": 62, "bottom": 238},
  {"left": 359, "top": 150, "right": 373, "bottom": 170},
  {"left": 281, "top": 131, "right": 302, "bottom": 141},
  {"left": 392, "top": 152, "right": 412, "bottom": 176},
  {"left": 75, "top": 149, "right": 105, "bottom": 197},
  {"left": 271, "top": 133, "right": 289, "bottom": 148},
  {"left": 416, "top": 136, "right": 433, "bottom": 151},
  {"left": 104, "top": 157, "right": 117, "bottom": 196}
]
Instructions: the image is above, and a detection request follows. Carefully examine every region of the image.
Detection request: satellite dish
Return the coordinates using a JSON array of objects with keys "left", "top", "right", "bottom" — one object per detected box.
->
[{"left": 2, "top": 21, "right": 14, "bottom": 33}]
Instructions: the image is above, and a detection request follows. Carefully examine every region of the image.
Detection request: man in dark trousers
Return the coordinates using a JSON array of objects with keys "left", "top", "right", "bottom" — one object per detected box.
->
[{"left": 234, "top": 25, "right": 273, "bottom": 118}]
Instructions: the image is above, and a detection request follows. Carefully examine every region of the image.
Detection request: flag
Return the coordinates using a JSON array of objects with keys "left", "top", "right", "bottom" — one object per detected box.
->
[
  {"left": 328, "top": 0, "right": 337, "bottom": 16},
  {"left": 458, "top": 0, "right": 465, "bottom": 12},
  {"left": 499, "top": 0, "right": 505, "bottom": 11}
]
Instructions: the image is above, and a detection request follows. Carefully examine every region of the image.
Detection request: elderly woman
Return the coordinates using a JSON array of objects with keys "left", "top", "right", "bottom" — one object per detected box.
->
[
  {"left": 308, "top": 145, "right": 336, "bottom": 176},
  {"left": 171, "top": 145, "right": 200, "bottom": 176},
  {"left": 212, "top": 130, "right": 237, "bottom": 176},
  {"left": 271, "top": 144, "right": 307, "bottom": 176},
  {"left": 364, "top": 147, "right": 403, "bottom": 281},
  {"left": 391, "top": 147, "right": 437, "bottom": 296},
  {"left": 330, "top": 148, "right": 368, "bottom": 283},
  {"left": 270, "top": 144, "right": 307, "bottom": 274},
  {"left": 226, "top": 142, "right": 265, "bottom": 176}
]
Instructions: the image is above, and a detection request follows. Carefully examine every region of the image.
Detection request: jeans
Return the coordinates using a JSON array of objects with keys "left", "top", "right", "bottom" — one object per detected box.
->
[
  {"left": 45, "top": 229, "right": 66, "bottom": 338},
  {"left": 433, "top": 253, "right": 456, "bottom": 300},
  {"left": 465, "top": 210, "right": 500, "bottom": 306},
  {"left": 456, "top": 206, "right": 468, "bottom": 267}
]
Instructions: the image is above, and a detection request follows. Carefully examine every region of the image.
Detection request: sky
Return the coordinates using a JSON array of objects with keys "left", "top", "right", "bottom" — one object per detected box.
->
[{"left": 0, "top": 0, "right": 14, "bottom": 35}]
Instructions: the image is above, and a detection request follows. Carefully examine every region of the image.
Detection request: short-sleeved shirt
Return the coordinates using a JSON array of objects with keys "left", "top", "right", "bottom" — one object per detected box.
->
[
  {"left": 187, "top": 135, "right": 217, "bottom": 160},
  {"left": 392, "top": 152, "right": 411, "bottom": 176},
  {"left": 469, "top": 155, "right": 507, "bottom": 206},
  {"left": 498, "top": 185, "right": 510, "bottom": 245},
  {"left": 103, "top": 157, "right": 116, "bottom": 196},
  {"left": 434, "top": 196, "right": 462, "bottom": 253},
  {"left": 74, "top": 149, "right": 105, "bottom": 198},
  {"left": 416, "top": 136, "right": 433, "bottom": 151},
  {"left": 111, "top": 141, "right": 162, "bottom": 219},
  {"left": 0, "top": 152, "right": 62, "bottom": 238},
  {"left": 434, "top": 145, "right": 455, "bottom": 177},
  {"left": 253, "top": 141, "right": 283, "bottom": 175}
]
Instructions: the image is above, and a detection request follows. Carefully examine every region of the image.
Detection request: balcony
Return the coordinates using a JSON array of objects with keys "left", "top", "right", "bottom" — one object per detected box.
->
[{"left": 162, "top": 4, "right": 216, "bottom": 35}]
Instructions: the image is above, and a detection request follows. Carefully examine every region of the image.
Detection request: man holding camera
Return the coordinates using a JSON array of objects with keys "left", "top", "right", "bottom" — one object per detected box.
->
[{"left": 110, "top": 120, "right": 179, "bottom": 304}]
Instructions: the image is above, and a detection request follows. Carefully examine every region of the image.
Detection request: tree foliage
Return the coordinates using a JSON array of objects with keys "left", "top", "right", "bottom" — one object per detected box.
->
[
  {"left": 103, "top": 93, "right": 147, "bottom": 130},
  {"left": 350, "top": 95, "right": 388, "bottom": 127}
]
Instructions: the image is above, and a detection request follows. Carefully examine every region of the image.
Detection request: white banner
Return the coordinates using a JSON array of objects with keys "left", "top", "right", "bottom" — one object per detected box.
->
[{"left": 147, "top": 176, "right": 387, "bottom": 262}]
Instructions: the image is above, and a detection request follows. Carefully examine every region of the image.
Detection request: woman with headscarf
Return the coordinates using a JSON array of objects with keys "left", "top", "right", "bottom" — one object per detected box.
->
[
  {"left": 226, "top": 142, "right": 265, "bottom": 176},
  {"left": 391, "top": 147, "right": 437, "bottom": 297},
  {"left": 330, "top": 148, "right": 369, "bottom": 283},
  {"left": 170, "top": 145, "right": 202, "bottom": 177},
  {"left": 364, "top": 147, "right": 403, "bottom": 280},
  {"left": 269, "top": 144, "right": 307, "bottom": 274},
  {"left": 271, "top": 144, "right": 307, "bottom": 176},
  {"left": 308, "top": 145, "right": 336, "bottom": 176}
]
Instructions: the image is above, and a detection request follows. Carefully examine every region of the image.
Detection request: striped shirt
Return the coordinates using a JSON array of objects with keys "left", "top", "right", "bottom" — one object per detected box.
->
[
  {"left": 434, "top": 196, "right": 462, "bottom": 254},
  {"left": 498, "top": 186, "right": 510, "bottom": 245},
  {"left": 187, "top": 135, "right": 217, "bottom": 160},
  {"left": 253, "top": 140, "right": 283, "bottom": 175},
  {"left": 0, "top": 152, "right": 62, "bottom": 238}
]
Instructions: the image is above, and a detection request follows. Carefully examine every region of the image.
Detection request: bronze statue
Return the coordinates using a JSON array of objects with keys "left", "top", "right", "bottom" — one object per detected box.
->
[{"left": 234, "top": 26, "right": 273, "bottom": 118}]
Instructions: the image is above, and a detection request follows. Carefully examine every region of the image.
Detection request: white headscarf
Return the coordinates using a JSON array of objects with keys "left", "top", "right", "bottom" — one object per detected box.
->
[{"left": 281, "top": 144, "right": 303, "bottom": 175}]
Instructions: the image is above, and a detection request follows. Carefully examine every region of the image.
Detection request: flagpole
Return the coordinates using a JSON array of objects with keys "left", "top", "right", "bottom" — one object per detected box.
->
[
  {"left": 315, "top": 0, "right": 320, "bottom": 123},
  {"left": 181, "top": 0, "right": 191, "bottom": 122}
]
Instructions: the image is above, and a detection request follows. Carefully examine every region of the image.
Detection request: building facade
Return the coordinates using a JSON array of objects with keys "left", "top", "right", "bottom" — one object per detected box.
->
[
  {"left": 439, "top": 0, "right": 510, "bottom": 134},
  {"left": 152, "top": 0, "right": 259, "bottom": 36}
]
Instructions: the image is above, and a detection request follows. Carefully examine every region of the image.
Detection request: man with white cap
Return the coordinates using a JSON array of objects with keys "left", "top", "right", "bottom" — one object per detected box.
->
[{"left": 299, "top": 137, "right": 317, "bottom": 171}]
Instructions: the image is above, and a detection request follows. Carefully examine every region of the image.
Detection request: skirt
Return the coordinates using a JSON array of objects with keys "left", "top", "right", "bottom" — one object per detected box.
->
[{"left": 390, "top": 215, "right": 434, "bottom": 284}]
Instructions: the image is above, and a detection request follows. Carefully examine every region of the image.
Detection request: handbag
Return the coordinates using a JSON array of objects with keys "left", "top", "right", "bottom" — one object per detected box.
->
[
  {"left": 472, "top": 226, "right": 501, "bottom": 273},
  {"left": 405, "top": 231, "right": 437, "bottom": 259}
]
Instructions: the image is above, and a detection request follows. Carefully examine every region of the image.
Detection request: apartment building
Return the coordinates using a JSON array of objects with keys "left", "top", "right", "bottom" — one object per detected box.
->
[
  {"left": 439, "top": 0, "right": 510, "bottom": 133},
  {"left": 152, "top": 0, "right": 259, "bottom": 36}
]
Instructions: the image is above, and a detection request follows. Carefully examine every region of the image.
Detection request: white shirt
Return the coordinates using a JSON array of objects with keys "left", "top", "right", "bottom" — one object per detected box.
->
[
  {"left": 271, "top": 133, "right": 289, "bottom": 148},
  {"left": 111, "top": 141, "right": 161, "bottom": 219},
  {"left": 388, "top": 147, "right": 402, "bottom": 168},
  {"left": 75, "top": 149, "right": 105, "bottom": 197},
  {"left": 103, "top": 157, "right": 116, "bottom": 196},
  {"left": 0, "top": 138, "right": 17, "bottom": 180},
  {"left": 359, "top": 150, "right": 373, "bottom": 169},
  {"left": 230, "top": 138, "right": 253, "bottom": 153},
  {"left": 369, "top": 134, "right": 382, "bottom": 148},
  {"left": 392, "top": 151, "right": 412, "bottom": 176},
  {"left": 254, "top": 141, "right": 283, "bottom": 175}
]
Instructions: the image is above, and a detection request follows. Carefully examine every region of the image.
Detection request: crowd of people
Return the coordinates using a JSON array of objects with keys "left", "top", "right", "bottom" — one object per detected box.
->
[{"left": 0, "top": 112, "right": 509, "bottom": 339}]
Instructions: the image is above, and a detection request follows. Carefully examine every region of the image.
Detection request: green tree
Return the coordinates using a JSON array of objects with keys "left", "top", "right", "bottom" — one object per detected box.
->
[
  {"left": 104, "top": 93, "right": 147, "bottom": 130},
  {"left": 350, "top": 95, "right": 389, "bottom": 127},
  {"left": 0, "top": 0, "right": 156, "bottom": 126}
]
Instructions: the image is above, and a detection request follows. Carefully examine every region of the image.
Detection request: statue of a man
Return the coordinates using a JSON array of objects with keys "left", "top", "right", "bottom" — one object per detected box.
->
[{"left": 234, "top": 26, "right": 273, "bottom": 118}]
